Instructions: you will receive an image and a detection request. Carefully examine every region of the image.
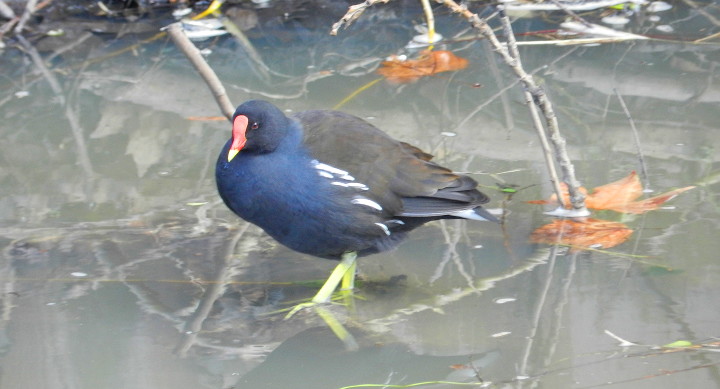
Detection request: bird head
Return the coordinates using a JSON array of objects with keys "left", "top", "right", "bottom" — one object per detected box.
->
[{"left": 228, "top": 100, "right": 291, "bottom": 161}]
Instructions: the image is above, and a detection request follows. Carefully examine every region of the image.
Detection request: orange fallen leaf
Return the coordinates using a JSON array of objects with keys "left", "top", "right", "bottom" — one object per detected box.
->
[
  {"left": 528, "top": 171, "right": 695, "bottom": 214},
  {"left": 377, "top": 50, "right": 469, "bottom": 83},
  {"left": 610, "top": 186, "right": 696, "bottom": 214},
  {"left": 586, "top": 171, "right": 643, "bottom": 210},
  {"left": 530, "top": 218, "right": 633, "bottom": 250}
]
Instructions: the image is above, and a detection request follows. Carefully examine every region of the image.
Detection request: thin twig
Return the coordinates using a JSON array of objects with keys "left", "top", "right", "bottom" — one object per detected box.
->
[
  {"left": 548, "top": 0, "right": 592, "bottom": 27},
  {"left": 13, "top": 0, "right": 38, "bottom": 34},
  {"left": 434, "top": 0, "right": 588, "bottom": 214},
  {"left": 613, "top": 89, "right": 651, "bottom": 190},
  {"left": 500, "top": 10, "right": 568, "bottom": 211},
  {"left": 331, "top": 0, "right": 393, "bottom": 35},
  {"left": 165, "top": 22, "right": 234, "bottom": 121},
  {"left": 0, "top": 0, "right": 15, "bottom": 19}
]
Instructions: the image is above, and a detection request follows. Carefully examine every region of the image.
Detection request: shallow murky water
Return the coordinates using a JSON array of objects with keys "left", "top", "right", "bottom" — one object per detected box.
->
[{"left": 1, "top": 1, "right": 719, "bottom": 388}]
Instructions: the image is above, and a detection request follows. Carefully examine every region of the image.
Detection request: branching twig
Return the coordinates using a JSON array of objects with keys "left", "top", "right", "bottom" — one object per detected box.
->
[
  {"left": 330, "top": 0, "right": 393, "bottom": 35},
  {"left": 433, "top": 0, "right": 587, "bottom": 214}
]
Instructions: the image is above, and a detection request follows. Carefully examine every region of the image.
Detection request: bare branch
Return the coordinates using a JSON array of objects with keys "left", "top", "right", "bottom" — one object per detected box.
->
[
  {"left": 165, "top": 22, "right": 235, "bottom": 121},
  {"left": 330, "top": 0, "right": 393, "bottom": 35}
]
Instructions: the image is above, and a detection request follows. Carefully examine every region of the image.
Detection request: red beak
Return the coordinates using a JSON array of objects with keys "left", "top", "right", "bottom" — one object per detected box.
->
[{"left": 228, "top": 115, "right": 248, "bottom": 161}]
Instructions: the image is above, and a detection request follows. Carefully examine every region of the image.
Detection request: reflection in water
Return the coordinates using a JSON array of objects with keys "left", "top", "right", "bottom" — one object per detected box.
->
[{"left": 1, "top": 0, "right": 720, "bottom": 388}]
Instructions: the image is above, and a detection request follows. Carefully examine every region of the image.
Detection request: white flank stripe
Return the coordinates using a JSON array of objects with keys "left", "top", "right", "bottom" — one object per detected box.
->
[
  {"left": 374, "top": 222, "right": 391, "bottom": 235},
  {"left": 312, "top": 160, "right": 355, "bottom": 181},
  {"left": 331, "top": 182, "right": 369, "bottom": 190},
  {"left": 351, "top": 197, "right": 383, "bottom": 211}
]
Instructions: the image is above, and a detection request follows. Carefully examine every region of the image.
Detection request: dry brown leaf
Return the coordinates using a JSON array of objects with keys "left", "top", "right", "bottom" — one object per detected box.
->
[
  {"left": 530, "top": 218, "right": 633, "bottom": 250},
  {"left": 586, "top": 171, "right": 643, "bottom": 209},
  {"left": 528, "top": 171, "right": 695, "bottom": 214},
  {"left": 609, "top": 186, "right": 696, "bottom": 214},
  {"left": 377, "top": 50, "right": 469, "bottom": 83}
]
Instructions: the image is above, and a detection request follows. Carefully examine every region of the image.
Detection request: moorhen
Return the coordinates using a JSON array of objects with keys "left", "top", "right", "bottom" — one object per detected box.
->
[{"left": 216, "top": 100, "right": 495, "bottom": 314}]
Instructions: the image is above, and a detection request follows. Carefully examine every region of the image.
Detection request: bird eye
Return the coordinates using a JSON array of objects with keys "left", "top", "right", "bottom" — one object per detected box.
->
[{"left": 250, "top": 122, "right": 259, "bottom": 130}]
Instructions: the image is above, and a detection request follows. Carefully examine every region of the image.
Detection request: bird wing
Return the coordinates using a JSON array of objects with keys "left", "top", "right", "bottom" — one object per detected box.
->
[{"left": 294, "top": 110, "right": 488, "bottom": 218}]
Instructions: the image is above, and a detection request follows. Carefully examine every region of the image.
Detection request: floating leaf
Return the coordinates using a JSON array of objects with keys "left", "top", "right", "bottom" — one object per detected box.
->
[
  {"left": 663, "top": 340, "right": 694, "bottom": 348},
  {"left": 377, "top": 50, "right": 469, "bottom": 83},
  {"left": 609, "top": 186, "right": 696, "bottom": 214},
  {"left": 530, "top": 218, "right": 633, "bottom": 250},
  {"left": 528, "top": 171, "right": 695, "bottom": 214},
  {"left": 585, "top": 171, "right": 643, "bottom": 210}
]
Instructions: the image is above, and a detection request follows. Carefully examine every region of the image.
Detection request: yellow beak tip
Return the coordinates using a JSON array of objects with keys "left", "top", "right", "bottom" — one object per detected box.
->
[{"left": 227, "top": 149, "right": 239, "bottom": 162}]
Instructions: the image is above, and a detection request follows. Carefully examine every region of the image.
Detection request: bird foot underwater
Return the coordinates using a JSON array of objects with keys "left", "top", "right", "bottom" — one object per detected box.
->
[{"left": 284, "top": 252, "right": 358, "bottom": 319}]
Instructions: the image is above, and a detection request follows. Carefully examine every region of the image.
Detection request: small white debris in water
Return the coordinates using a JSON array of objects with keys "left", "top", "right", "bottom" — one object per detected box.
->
[
  {"left": 661, "top": 206, "right": 676, "bottom": 210},
  {"left": 440, "top": 131, "right": 457, "bottom": 137},
  {"left": 387, "top": 54, "right": 407, "bottom": 62},
  {"left": 172, "top": 7, "right": 192, "bottom": 18},
  {"left": 365, "top": 116, "right": 376, "bottom": 120},
  {"left": 648, "top": 15, "right": 661, "bottom": 22},
  {"left": 284, "top": 109, "right": 293, "bottom": 113},
  {"left": 516, "top": 375, "right": 530, "bottom": 380},
  {"left": 492, "top": 331, "right": 512, "bottom": 338},
  {"left": 47, "top": 302, "right": 56, "bottom": 306},
  {"left": 15, "top": 91, "right": 29, "bottom": 98},
  {"left": 601, "top": 15, "right": 631, "bottom": 25},
  {"left": 199, "top": 48, "right": 212, "bottom": 56},
  {"left": 46, "top": 29, "right": 64, "bottom": 36},
  {"left": 647, "top": 1, "right": 672, "bottom": 12},
  {"left": 656, "top": 25, "right": 674, "bottom": 33},
  {"left": 473, "top": 244, "right": 483, "bottom": 249},
  {"left": 71, "top": 272, "right": 88, "bottom": 277},
  {"left": 494, "top": 297, "right": 516, "bottom": 304},
  {"left": 676, "top": 143, "right": 684, "bottom": 146},
  {"left": 411, "top": 32, "right": 443, "bottom": 44}
]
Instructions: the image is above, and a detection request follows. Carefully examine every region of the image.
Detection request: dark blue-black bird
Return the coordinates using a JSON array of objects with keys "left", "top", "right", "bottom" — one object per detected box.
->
[{"left": 216, "top": 100, "right": 495, "bottom": 314}]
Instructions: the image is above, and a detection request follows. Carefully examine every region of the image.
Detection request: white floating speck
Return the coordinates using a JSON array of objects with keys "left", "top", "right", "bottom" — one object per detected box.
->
[
  {"left": 46, "top": 302, "right": 56, "bottom": 306},
  {"left": 647, "top": 1, "right": 672, "bottom": 12},
  {"left": 172, "top": 7, "right": 192, "bottom": 19},
  {"left": 71, "top": 272, "right": 88, "bottom": 277},
  {"left": 602, "top": 15, "right": 631, "bottom": 25},
  {"left": 46, "top": 29, "right": 64, "bottom": 37},
  {"left": 661, "top": 206, "right": 676, "bottom": 210},
  {"left": 473, "top": 244, "right": 483, "bottom": 249},
  {"left": 648, "top": 15, "right": 661, "bottom": 22},
  {"left": 494, "top": 297, "right": 516, "bottom": 304},
  {"left": 15, "top": 91, "right": 29, "bottom": 98},
  {"left": 412, "top": 32, "right": 443, "bottom": 44},
  {"left": 492, "top": 331, "right": 512, "bottom": 338},
  {"left": 656, "top": 24, "right": 674, "bottom": 33},
  {"left": 199, "top": 48, "right": 212, "bottom": 56},
  {"left": 516, "top": 375, "right": 530, "bottom": 380},
  {"left": 184, "top": 29, "right": 228, "bottom": 41},
  {"left": 440, "top": 131, "right": 457, "bottom": 137}
]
